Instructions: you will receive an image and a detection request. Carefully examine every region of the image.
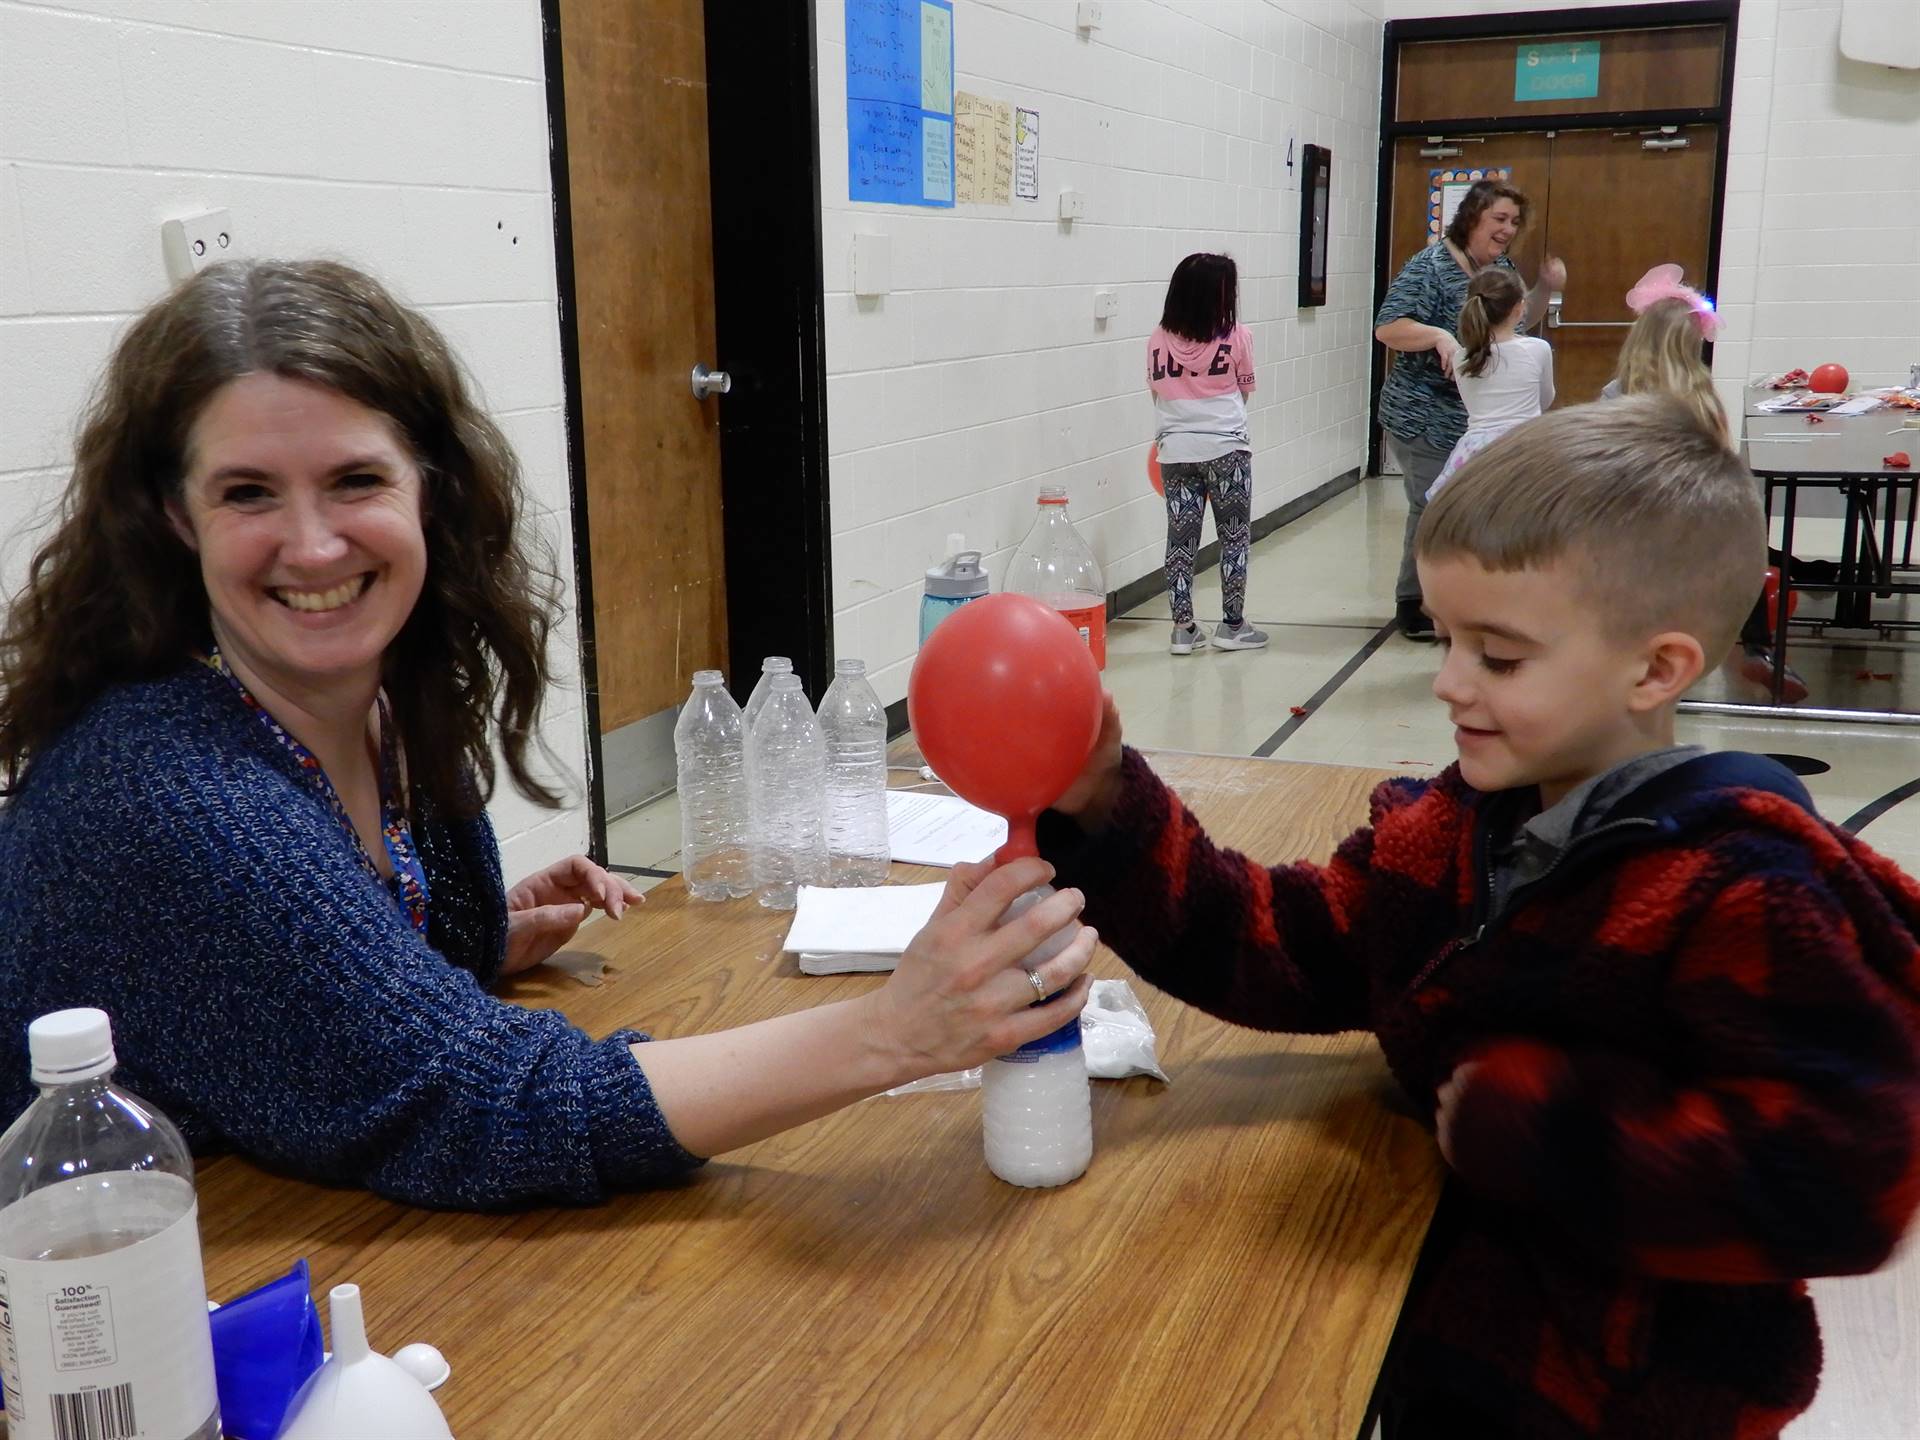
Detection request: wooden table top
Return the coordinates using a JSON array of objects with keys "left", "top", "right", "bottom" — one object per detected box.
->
[{"left": 196, "top": 752, "right": 1441, "bottom": 1440}]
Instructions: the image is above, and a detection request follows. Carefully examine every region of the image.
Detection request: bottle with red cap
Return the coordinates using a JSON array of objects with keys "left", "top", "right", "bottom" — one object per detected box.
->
[{"left": 1003, "top": 486, "right": 1107, "bottom": 669}]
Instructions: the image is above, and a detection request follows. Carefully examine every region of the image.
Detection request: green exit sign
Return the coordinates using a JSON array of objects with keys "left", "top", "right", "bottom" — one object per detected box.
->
[{"left": 1516, "top": 40, "right": 1600, "bottom": 102}]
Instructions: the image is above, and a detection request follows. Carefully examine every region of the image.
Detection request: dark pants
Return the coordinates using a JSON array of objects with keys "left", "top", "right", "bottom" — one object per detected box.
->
[{"left": 1390, "top": 433, "right": 1453, "bottom": 605}]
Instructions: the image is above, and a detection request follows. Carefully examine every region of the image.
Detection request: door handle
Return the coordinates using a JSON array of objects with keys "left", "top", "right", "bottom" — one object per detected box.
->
[
  {"left": 1546, "top": 295, "right": 1631, "bottom": 331},
  {"left": 690, "top": 362, "right": 732, "bottom": 400}
]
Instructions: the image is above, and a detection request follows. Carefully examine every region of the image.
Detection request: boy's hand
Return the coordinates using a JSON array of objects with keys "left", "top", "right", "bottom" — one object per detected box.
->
[
  {"left": 1051, "top": 691, "right": 1125, "bottom": 831},
  {"left": 1434, "top": 1059, "right": 1483, "bottom": 1167}
]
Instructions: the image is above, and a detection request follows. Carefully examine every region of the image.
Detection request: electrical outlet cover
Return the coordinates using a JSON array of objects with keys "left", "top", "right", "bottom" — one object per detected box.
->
[{"left": 161, "top": 209, "right": 236, "bottom": 284}]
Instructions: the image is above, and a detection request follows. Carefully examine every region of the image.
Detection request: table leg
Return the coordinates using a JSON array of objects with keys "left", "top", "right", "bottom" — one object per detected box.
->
[{"left": 1774, "top": 483, "right": 1798, "bottom": 705}]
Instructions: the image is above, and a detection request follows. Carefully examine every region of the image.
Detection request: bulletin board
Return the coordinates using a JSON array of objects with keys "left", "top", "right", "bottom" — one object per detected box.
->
[
  {"left": 1427, "top": 167, "right": 1510, "bottom": 244},
  {"left": 846, "top": 0, "right": 956, "bottom": 207}
]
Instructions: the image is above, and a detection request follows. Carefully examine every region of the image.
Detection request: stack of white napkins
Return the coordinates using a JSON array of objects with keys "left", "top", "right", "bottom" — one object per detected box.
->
[{"left": 782, "top": 882, "right": 946, "bottom": 975}]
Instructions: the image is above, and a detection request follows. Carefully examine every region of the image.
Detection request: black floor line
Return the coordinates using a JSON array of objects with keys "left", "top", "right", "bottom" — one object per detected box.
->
[
  {"left": 1840, "top": 777, "right": 1920, "bottom": 835},
  {"left": 1252, "top": 621, "right": 1400, "bottom": 758},
  {"left": 1111, "top": 617, "right": 1386, "bottom": 633},
  {"left": 609, "top": 863, "right": 678, "bottom": 879}
]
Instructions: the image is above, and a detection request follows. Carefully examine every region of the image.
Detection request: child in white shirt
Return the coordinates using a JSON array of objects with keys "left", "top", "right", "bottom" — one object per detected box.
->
[{"left": 1427, "top": 267, "right": 1554, "bottom": 499}]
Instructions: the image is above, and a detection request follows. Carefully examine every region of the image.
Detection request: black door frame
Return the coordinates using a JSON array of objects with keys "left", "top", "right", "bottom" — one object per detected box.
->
[
  {"left": 541, "top": 0, "right": 833, "bottom": 864},
  {"left": 1367, "top": 0, "right": 1741, "bottom": 476}
]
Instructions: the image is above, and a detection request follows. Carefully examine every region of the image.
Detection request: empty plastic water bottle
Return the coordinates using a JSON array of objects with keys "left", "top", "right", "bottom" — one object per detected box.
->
[
  {"left": 818, "top": 658, "right": 890, "bottom": 886},
  {"left": 750, "top": 674, "right": 827, "bottom": 910},
  {"left": 673, "top": 670, "right": 751, "bottom": 901},
  {"left": 0, "top": 1009, "right": 222, "bottom": 1440}
]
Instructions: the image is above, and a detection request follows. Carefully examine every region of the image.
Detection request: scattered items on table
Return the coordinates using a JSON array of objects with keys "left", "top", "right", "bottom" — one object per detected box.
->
[
  {"left": 1886, "top": 451, "right": 1913, "bottom": 470},
  {"left": 1754, "top": 392, "right": 1841, "bottom": 413},
  {"left": 885, "top": 789, "right": 1008, "bottom": 867},
  {"left": 1759, "top": 368, "right": 1809, "bottom": 389},
  {"left": 884, "top": 979, "right": 1171, "bottom": 1094},
  {"left": 783, "top": 881, "right": 946, "bottom": 974}
]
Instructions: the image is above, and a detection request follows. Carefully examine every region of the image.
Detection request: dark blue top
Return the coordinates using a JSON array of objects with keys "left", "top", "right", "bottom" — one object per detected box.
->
[{"left": 0, "top": 664, "right": 702, "bottom": 1209}]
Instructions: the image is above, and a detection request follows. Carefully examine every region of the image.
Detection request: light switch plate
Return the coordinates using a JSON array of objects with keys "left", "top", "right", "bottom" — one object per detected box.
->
[
  {"left": 161, "top": 209, "right": 236, "bottom": 283},
  {"left": 1076, "top": 1, "right": 1103, "bottom": 30},
  {"left": 1093, "top": 289, "right": 1117, "bottom": 320},
  {"left": 851, "top": 232, "right": 892, "bottom": 296},
  {"left": 1058, "top": 188, "right": 1085, "bottom": 221}
]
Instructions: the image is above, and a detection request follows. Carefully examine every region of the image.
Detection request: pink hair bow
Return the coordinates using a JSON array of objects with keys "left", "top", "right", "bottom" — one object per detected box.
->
[{"left": 1624, "top": 263, "right": 1721, "bottom": 340}]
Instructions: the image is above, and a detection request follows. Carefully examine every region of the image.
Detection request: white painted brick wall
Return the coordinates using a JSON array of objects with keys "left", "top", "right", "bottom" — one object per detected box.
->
[
  {"left": 820, "top": 0, "right": 1387, "bottom": 707},
  {"left": 0, "top": 0, "right": 587, "bottom": 882}
]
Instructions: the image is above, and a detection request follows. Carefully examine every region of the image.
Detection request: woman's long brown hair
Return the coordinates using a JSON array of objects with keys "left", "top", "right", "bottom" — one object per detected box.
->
[{"left": 0, "top": 259, "right": 564, "bottom": 817}]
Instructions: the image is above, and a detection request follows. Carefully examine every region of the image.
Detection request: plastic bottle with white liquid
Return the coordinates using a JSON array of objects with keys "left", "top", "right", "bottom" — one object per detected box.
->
[
  {"left": 0, "top": 1009, "right": 221, "bottom": 1440},
  {"left": 981, "top": 886, "right": 1093, "bottom": 1187}
]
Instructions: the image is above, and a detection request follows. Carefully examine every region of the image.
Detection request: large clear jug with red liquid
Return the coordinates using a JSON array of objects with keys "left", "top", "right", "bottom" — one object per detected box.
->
[{"left": 1003, "top": 486, "right": 1107, "bottom": 669}]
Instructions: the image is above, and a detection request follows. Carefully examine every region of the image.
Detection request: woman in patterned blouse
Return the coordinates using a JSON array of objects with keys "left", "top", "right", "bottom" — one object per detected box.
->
[{"left": 1374, "top": 179, "right": 1567, "bottom": 640}]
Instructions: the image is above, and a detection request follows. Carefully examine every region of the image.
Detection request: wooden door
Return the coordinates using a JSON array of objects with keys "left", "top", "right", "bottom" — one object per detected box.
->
[
  {"left": 558, "top": 0, "right": 727, "bottom": 739},
  {"left": 1541, "top": 125, "right": 1720, "bottom": 403}
]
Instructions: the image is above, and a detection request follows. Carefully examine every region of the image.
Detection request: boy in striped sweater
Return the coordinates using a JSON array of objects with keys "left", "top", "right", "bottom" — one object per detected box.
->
[{"left": 1038, "top": 397, "right": 1920, "bottom": 1438}]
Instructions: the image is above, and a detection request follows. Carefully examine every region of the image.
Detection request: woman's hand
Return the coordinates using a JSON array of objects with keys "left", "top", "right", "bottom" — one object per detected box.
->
[
  {"left": 1538, "top": 254, "right": 1567, "bottom": 291},
  {"left": 1434, "top": 1059, "right": 1483, "bottom": 1167},
  {"left": 1052, "top": 691, "right": 1125, "bottom": 831},
  {"left": 869, "top": 855, "right": 1097, "bottom": 1081},
  {"left": 503, "top": 855, "right": 645, "bottom": 975},
  {"left": 1434, "top": 330, "right": 1461, "bottom": 378}
]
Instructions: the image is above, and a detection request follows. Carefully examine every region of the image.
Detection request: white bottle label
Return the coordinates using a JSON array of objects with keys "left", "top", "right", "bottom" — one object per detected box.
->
[{"left": 0, "top": 1177, "right": 217, "bottom": 1440}]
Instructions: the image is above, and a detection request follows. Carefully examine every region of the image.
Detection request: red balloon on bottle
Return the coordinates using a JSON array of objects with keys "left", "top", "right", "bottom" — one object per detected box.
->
[
  {"left": 907, "top": 592, "right": 1104, "bottom": 862},
  {"left": 1809, "top": 363, "right": 1849, "bottom": 394},
  {"left": 1147, "top": 441, "right": 1164, "bottom": 497}
]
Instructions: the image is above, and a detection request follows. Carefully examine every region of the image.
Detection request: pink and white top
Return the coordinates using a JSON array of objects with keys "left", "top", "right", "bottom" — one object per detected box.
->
[{"left": 1147, "top": 324, "right": 1256, "bottom": 465}]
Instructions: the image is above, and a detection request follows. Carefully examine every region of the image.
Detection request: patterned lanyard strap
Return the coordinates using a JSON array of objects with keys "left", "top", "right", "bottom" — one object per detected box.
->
[{"left": 203, "top": 647, "right": 431, "bottom": 935}]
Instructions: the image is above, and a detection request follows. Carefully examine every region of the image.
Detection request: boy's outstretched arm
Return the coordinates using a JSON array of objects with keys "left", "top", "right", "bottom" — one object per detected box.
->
[
  {"left": 1036, "top": 695, "right": 1376, "bottom": 1035},
  {"left": 1440, "top": 867, "right": 1920, "bottom": 1283}
]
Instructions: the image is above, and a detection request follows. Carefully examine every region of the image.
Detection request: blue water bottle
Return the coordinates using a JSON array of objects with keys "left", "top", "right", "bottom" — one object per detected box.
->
[{"left": 919, "top": 533, "right": 988, "bottom": 647}]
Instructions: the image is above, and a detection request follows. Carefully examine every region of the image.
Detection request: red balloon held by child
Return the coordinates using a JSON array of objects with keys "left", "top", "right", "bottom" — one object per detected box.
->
[
  {"left": 1147, "top": 441, "right": 1164, "bottom": 496},
  {"left": 1809, "top": 363, "right": 1849, "bottom": 394},
  {"left": 907, "top": 593, "right": 1104, "bottom": 863}
]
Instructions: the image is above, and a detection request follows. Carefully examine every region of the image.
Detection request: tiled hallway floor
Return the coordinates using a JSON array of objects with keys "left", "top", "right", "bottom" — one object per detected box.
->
[{"left": 610, "top": 476, "right": 1920, "bottom": 1437}]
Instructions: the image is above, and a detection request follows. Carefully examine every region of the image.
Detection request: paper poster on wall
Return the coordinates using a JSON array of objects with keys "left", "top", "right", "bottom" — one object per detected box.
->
[
  {"left": 990, "top": 100, "right": 1014, "bottom": 205},
  {"left": 1426, "top": 166, "right": 1510, "bottom": 244},
  {"left": 1515, "top": 40, "right": 1599, "bottom": 102},
  {"left": 1014, "top": 108, "right": 1039, "bottom": 200},
  {"left": 846, "top": 0, "right": 956, "bottom": 207},
  {"left": 954, "top": 91, "right": 987, "bottom": 203}
]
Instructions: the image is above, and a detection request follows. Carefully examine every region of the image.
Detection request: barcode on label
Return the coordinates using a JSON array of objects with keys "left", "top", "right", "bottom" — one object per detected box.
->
[{"left": 50, "top": 1382, "right": 137, "bottom": 1440}]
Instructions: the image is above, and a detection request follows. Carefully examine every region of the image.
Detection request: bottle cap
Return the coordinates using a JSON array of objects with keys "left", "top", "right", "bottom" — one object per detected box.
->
[
  {"left": 1037, "top": 484, "right": 1069, "bottom": 505},
  {"left": 924, "top": 551, "right": 988, "bottom": 597},
  {"left": 29, "top": 1008, "right": 116, "bottom": 1085}
]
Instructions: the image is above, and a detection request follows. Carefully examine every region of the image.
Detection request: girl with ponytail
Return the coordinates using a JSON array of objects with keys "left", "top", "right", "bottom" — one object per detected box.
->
[{"left": 1426, "top": 268, "right": 1553, "bottom": 497}]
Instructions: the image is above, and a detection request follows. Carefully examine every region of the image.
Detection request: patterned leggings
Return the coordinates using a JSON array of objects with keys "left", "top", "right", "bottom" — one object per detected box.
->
[{"left": 1162, "top": 449, "right": 1253, "bottom": 627}]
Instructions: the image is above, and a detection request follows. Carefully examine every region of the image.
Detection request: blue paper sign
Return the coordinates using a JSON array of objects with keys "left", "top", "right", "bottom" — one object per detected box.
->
[
  {"left": 1515, "top": 40, "right": 1600, "bottom": 102},
  {"left": 847, "top": 0, "right": 954, "bottom": 207}
]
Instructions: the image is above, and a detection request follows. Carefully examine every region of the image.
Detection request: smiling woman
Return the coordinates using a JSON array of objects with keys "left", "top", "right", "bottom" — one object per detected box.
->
[{"left": 0, "top": 260, "right": 1096, "bottom": 1209}]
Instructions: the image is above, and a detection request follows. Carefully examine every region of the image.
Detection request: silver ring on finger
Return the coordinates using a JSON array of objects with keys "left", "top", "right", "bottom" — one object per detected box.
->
[{"left": 1025, "top": 967, "right": 1048, "bottom": 1003}]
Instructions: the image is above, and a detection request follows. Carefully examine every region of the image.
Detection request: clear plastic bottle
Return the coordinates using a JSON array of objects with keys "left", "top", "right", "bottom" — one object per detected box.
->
[
  {"left": 1003, "top": 486, "right": 1108, "bottom": 669},
  {"left": 0, "top": 1010, "right": 221, "bottom": 1440},
  {"left": 981, "top": 887, "right": 1093, "bottom": 1188},
  {"left": 817, "top": 658, "right": 891, "bottom": 886},
  {"left": 749, "top": 673, "right": 828, "bottom": 910},
  {"left": 673, "top": 670, "right": 752, "bottom": 901},
  {"left": 741, "top": 657, "right": 794, "bottom": 885}
]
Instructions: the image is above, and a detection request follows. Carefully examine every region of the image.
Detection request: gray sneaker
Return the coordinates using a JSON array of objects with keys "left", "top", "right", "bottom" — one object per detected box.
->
[
  {"left": 1210, "top": 620, "right": 1269, "bottom": 651},
  {"left": 1169, "top": 622, "right": 1206, "bottom": 655}
]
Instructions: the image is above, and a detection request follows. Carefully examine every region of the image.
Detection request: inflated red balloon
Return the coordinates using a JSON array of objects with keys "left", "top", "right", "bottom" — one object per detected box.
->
[
  {"left": 1147, "top": 441, "right": 1164, "bottom": 497},
  {"left": 908, "top": 592, "right": 1103, "bottom": 862},
  {"left": 1809, "top": 363, "right": 1849, "bottom": 394}
]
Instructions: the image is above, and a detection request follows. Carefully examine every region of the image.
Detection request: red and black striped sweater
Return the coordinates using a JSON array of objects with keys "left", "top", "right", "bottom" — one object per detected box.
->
[{"left": 1037, "top": 748, "right": 1920, "bottom": 1439}]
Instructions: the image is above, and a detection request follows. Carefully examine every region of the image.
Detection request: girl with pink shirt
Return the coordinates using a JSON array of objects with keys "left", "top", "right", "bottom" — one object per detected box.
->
[{"left": 1147, "top": 254, "right": 1266, "bottom": 655}]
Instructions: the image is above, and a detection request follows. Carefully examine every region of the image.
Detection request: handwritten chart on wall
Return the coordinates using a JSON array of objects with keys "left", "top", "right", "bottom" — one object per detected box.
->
[{"left": 847, "top": 0, "right": 956, "bottom": 207}]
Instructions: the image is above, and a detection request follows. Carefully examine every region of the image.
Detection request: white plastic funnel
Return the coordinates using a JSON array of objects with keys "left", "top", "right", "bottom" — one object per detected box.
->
[{"left": 278, "top": 1284, "right": 455, "bottom": 1440}]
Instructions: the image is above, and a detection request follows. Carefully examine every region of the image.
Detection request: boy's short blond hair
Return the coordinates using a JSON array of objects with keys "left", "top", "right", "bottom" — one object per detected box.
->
[{"left": 1416, "top": 396, "right": 1765, "bottom": 660}]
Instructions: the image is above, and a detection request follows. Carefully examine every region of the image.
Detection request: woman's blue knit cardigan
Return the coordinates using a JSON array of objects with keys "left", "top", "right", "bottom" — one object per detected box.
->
[{"left": 0, "top": 664, "right": 701, "bottom": 1209}]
